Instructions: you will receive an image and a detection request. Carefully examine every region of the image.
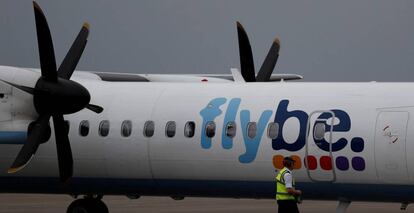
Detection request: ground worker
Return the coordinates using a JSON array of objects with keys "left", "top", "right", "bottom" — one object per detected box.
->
[{"left": 276, "top": 156, "right": 302, "bottom": 213}]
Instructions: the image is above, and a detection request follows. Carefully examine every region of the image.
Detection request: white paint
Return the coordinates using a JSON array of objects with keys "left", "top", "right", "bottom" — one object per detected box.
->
[{"left": 0, "top": 66, "right": 414, "bottom": 202}]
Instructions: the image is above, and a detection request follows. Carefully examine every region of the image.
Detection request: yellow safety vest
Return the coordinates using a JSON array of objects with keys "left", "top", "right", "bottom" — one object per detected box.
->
[{"left": 276, "top": 167, "right": 296, "bottom": 200}]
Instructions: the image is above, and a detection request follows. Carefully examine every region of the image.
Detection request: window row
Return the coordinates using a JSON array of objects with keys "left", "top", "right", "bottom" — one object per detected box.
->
[
  {"left": 141, "top": 121, "right": 280, "bottom": 139},
  {"left": 79, "top": 120, "right": 132, "bottom": 137},
  {"left": 220, "top": 122, "right": 280, "bottom": 139},
  {"left": 76, "top": 120, "right": 282, "bottom": 139},
  {"left": 144, "top": 121, "right": 196, "bottom": 138}
]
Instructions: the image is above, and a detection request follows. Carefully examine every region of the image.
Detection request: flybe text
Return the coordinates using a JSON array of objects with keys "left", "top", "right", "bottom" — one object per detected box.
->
[{"left": 199, "top": 98, "right": 365, "bottom": 164}]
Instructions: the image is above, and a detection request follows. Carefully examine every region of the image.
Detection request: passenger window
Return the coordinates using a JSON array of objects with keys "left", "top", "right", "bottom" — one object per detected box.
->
[
  {"left": 165, "top": 121, "right": 176, "bottom": 138},
  {"left": 314, "top": 122, "right": 326, "bottom": 140},
  {"left": 143, "top": 121, "right": 155, "bottom": 137},
  {"left": 79, "top": 120, "right": 89, "bottom": 137},
  {"left": 247, "top": 122, "right": 257, "bottom": 139},
  {"left": 267, "top": 122, "right": 279, "bottom": 139},
  {"left": 184, "top": 121, "right": 195, "bottom": 138},
  {"left": 121, "top": 120, "right": 132, "bottom": 137},
  {"left": 205, "top": 121, "right": 216, "bottom": 138},
  {"left": 99, "top": 120, "right": 110, "bottom": 137},
  {"left": 225, "top": 122, "right": 236, "bottom": 138}
]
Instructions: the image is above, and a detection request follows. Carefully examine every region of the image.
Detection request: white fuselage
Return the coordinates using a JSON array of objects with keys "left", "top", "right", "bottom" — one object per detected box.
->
[{"left": 0, "top": 66, "right": 413, "bottom": 202}]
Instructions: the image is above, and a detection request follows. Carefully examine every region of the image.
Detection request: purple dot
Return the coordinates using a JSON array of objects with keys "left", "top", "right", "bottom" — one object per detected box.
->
[
  {"left": 351, "top": 137, "right": 364, "bottom": 152},
  {"left": 336, "top": 156, "right": 349, "bottom": 171},
  {"left": 352, "top": 157, "right": 365, "bottom": 171}
]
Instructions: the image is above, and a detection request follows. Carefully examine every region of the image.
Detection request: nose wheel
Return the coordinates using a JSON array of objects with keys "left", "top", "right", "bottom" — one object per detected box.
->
[{"left": 67, "top": 197, "right": 108, "bottom": 213}]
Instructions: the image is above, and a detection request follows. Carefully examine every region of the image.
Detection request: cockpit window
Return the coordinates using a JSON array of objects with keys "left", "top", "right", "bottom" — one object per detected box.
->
[
  {"left": 121, "top": 120, "right": 132, "bottom": 137},
  {"left": 79, "top": 120, "right": 89, "bottom": 137},
  {"left": 99, "top": 120, "right": 110, "bottom": 137}
]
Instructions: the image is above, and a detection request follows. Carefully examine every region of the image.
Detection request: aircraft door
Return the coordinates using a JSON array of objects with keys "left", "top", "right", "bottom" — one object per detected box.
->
[
  {"left": 305, "top": 111, "right": 336, "bottom": 182},
  {"left": 375, "top": 111, "right": 409, "bottom": 183}
]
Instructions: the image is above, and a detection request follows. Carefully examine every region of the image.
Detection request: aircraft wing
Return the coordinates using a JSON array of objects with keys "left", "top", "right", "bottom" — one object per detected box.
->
[
  {"left": 193, "top": 73, "right": 303, "bottom": 81},
  {"left": 18, "top": 68, "right": 303, "bottom": 83},
  {"left": 91, "top": 72, "right": 303, "bottom": 82}
]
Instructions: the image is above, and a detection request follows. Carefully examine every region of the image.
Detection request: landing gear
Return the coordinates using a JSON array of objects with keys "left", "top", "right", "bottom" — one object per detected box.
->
[
  {"left": 67, "top": 196, "right": 108, "bottom": 213},
  {"left": 336, "top": 199, "right": 351, "bottom": 213},
  {"left": 401, "top": 202, "right": 409, "bottom": 210}
]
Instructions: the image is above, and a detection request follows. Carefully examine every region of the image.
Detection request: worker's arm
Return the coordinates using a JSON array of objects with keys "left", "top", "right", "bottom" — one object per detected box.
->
[
  {"left": 287, "top": 188, "right": 302, "bottom": 196},
  {"left": 284, "top": 173, "right": 302, "bottom": 196}
]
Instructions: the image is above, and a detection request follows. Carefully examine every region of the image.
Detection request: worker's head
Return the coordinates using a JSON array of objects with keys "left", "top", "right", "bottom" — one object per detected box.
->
[{"left": 283, "top": 156, "right": 295, "bottom": 169}]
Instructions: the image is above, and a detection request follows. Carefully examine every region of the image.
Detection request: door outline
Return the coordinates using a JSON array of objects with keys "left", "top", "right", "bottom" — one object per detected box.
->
[
  {"left": 374, "top": 111, "right": 409, "bottom": 183},
  {"left": 305, "top": 110, "right": 336, "bottom": 182}
]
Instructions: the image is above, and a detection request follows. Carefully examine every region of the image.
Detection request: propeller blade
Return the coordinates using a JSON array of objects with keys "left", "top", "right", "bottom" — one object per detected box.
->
[
  {"left": 256, "top": 38, "right": 280, "bottom": 82},
  {"left": 58, "top": 23, "right": 90, "bottom": 80},
  {"left": 33, "top": 1, "right": 57, "bottom": 82},
  {"left": 52, "top": 114, "right": 73, "bottom": 182},
  {"left": 8, "top": 114, "right": 51, "bottom": 173},
  {"left": 236, "top": 22, "right": 256, "bottom": 82},
  {"left": 0, "top": 80, "right": 34, "bottom": 94},
  {"left": 85, "top": 104, "right": 104, "bottom": 114}
]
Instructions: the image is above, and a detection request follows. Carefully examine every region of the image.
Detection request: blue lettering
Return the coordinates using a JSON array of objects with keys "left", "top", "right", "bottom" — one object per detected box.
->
[
  {"left": 272, "top": 100, "right": 308, "bottom": 152},
  {"left": 199, "top": 98, "right": 363, "bottom": 164},
  {"left": 313, "top": 110, "right": 350, "bottom": 152},
  {"left": 239, "top": 109, "right": 273, "bottom": 163},
  {"left": 221, "top": 98, "right": 241, "bottom": 149},
  {"left": 200, "top": 97, "right": 227, "bottom": 149}
]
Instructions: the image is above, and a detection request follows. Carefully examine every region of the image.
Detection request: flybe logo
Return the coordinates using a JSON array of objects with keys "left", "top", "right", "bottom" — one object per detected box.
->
[{"left": 199, "top": 98, "right": 366, "bottom": 171}]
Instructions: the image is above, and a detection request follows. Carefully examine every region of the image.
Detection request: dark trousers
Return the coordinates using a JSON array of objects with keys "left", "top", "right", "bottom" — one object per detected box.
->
[{"left": 277, "top": 200, "right": 299, "bottom": 213}]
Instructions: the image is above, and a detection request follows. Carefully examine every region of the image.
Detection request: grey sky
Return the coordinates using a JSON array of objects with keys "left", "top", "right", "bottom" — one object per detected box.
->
[{"left": 1, "top": 0, "right": 413, "bottom": 81}]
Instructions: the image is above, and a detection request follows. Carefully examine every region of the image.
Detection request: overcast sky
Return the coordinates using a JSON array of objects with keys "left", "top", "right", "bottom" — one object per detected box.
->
[{"left": 1, "top": 0, "right": 413, "bottom": 81}]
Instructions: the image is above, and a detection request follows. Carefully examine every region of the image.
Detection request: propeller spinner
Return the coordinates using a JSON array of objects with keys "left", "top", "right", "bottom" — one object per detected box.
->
[{"left": 6, "top": 1, "right": 103, "bottom": 182}]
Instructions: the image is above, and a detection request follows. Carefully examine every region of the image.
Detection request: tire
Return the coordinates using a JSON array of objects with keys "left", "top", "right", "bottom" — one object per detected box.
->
[
  {"left": 67, "top": 199, "right": 90, "bottom": 213},
  {"left": 92, "top": 199, "right": 109, "bottom": 213},
  {"left": 67, "top": 198, "right": 108, "bottom": 213}
]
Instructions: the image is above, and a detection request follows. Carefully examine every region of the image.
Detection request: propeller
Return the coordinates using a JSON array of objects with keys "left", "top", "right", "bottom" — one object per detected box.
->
[
  {"left": 6, "top": 1, "right": 103, "bottom": 182},
  {"left": 236, "top": 21, "right": 281, "bottom": 82}
]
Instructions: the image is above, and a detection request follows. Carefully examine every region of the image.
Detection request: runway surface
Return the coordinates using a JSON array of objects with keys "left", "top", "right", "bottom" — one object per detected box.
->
[{"left": 0, "top": 194, "right": 405, "bottom": 213}]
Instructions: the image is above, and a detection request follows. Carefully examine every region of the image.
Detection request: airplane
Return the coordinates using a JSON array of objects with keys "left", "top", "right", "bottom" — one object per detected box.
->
[{"left": 0, "top": 1, "right": 413, "bottom": 213}]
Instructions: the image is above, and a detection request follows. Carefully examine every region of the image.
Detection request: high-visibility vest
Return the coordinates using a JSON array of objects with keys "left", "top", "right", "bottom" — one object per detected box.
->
[{"left": 276, "top": 167, "right": 296, "bottom": 200}]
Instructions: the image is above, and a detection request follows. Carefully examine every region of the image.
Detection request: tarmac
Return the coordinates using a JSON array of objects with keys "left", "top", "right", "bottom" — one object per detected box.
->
[{"left": 0, "top": 194, "right": 405, "bottom": 213}]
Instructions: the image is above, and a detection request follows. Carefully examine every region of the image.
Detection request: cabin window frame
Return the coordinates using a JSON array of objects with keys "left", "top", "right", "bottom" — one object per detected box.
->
[
  {"left": 314, "top": 122, "right": 326, "bottom": 140},
  {"left": 247, "top": 122, "right": 257, "bottom": 139},
  {"left": 184, "top": 121, "right": 196, "bottom": 138},
  {"left": 267, "top": 122, "right": 279, "bottom": 139},
  {"left": 165, "top": 121, "right": 176, "bottom": 138},
  {"left": 121, "top": 120, "right": 132, "bottom": 137},
  {"left": 79, "top": 120, "right": 89, "bottom": 137},
  {"left": 143, "top": 120, "right": 155, "bottom": 137},
  {"left": 99, "top": 120, "right": 110, "bottom": 137},
  {"left": 225, "top": 121, "right": 237, "bottom": 138},
  {"left": 205, "top": 121, "right": 216, "bottom": 138}
]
